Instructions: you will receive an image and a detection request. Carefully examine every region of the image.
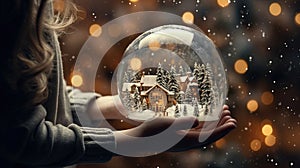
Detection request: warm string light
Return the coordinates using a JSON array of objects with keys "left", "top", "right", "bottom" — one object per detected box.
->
[
  {"left": 129, "top": 0, "right": 139, "bottom": 3},
  {"left": 265, "top": 135, "right": 276, "bottom": 147},
  {"left": 261, "top": 91, "right": 274, "bottom": 105},
  {"left": 89, "top": 24, "right": 102, "bottom": 37},
  {"left": 250, "top": 139, "right": 261, "bottom": 151},
  {"left": 217, "top": 0, "right": 230, "bottom": 8},
  {"left": 269, "top": 2, "right": 282, "bottom": 16},
  {"left": 262, "top": 124, "right": 273, "bottom": 136},
  {"left": 247, "top": 99, "right": 258, "bottom": 113},
  {"left": 148, "top": 40, "right": 161, "bottom": 51},
  {"left": 71, "top": 74, "right": 83, "bottom": 87},
  {"left": 295, "top": 13, "right": 300, "bottom": 25},
  {"left": 182, "top": 12, "right": 194, "bottom": 24},
  {"left": 130, "top": 58, "right": 142, "bottom": 71},
  {"left": 234, "top": 59, "right": 248, "bottom": 74}
]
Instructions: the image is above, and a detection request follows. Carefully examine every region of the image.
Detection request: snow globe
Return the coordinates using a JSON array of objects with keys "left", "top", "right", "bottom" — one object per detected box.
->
[{"left": 114, "top": 25, "right": 227, "bottom": 121}]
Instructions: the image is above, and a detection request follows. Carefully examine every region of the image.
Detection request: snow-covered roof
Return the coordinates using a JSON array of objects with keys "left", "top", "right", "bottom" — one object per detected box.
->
[
  {"left": 143, "top": 84, "right": 174, "bottom": 95},
  {"left": 122, "top": 83, "right": 141, "bottom": 92},
  {"left": 140, "top": 75, "right": 157, "bottom": 87}
]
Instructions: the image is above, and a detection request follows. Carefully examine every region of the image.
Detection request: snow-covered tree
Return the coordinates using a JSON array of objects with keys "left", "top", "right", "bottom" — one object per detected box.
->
[
  {"left": 201, "top": 64, "right": 213, "bottom": 115},
  {"left": 183, "top": 105, "right": 187, "bottom": 116},
  {"left": 123, "top": 72, "right": 130, "bottom": 83},
  {"left": 156, "top": 63, "right": 165, "bottom": 87},
  {"left": 193, "top": 62, "right": 200, "bottom": 79},
  {"left": 133, "top": 87, "right": 141, "bottom": 111},
  {"left": 123, "top": 88, "right": 131, "bottom": 110},
  {"left": 193, "top": 102, "right": 199, "bottom": 117},
  {"left": 197, "top": 64, "right": 206, "bottom": 106},
  {"left": 174, "top": 104, "right": 180, "bottom": 118},
  {"left": 168, "top": 66, "right": 180, "bottom": 100},
  {"left": 142, "top": 98, "right": 148, "bottom": 110},
  {"left": 184, "top": 86, "right": 193, "bottom": 104}
]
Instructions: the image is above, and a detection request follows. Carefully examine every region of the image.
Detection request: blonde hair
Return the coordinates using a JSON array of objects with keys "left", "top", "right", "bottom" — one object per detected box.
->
[{"left": 0, "top": 0, "right": 77, "bottom": 110}]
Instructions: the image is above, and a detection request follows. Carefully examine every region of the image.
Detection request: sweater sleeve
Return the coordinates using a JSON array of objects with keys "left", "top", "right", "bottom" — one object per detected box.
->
[
  {"left": 0, "top": 105, "right": 116, "bottom": 167},
  {"left": 66, "top": 86, "right": 102, "bottom": 127}
]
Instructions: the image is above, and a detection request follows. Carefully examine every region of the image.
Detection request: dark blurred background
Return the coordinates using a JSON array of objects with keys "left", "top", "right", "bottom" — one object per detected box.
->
[{"left": 58, "top": 0, "right": 300, "bottom": 167}]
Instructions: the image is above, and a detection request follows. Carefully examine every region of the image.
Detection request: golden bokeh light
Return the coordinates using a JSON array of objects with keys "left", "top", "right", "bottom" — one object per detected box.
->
[
  {"left": 130, "top": 58, "right": 142, "bottom": 71},
  {"left": 89, "top": 24, "right": 102, "bottom": 37},
  {"left": 129, "top": 0, "right": 139, "bottom": 2},
  {"left": 262, "top": 124, "right": 273, "bottom": 136},
  {"left": 250, "top": 139, "right": 261, "bottom": 151},
  {"left": 247, "top": 99, "right": 259, "bottom": 113},
  {"left": 217, "top": 0, "right": 230, "bottom": 8},
  {"left": 215, "top": 138, "right": 226, "bottom": 149},
  {"left": 261, "top": 91, "right": 274, "bottom": 105},
  {"left": 265, "top": 135, "right": 276, "bottom": 147},
  {"left": 269, "top": 2, "right": 282, "bottom": 16},
  {"left": 71, "top": 75, "right": 83, "bottom": 87},
  {"left": 148, "top": 40, "right": 161, "bottom": 51},
  {"left": 234, "top": 59, "right": 248, "bottom": 74},
  {"left": 182, "top": 12, "right": 194, "bottom": 24},
  {"left": 295, "top": 13, "right": 300, "bottom": 25}
]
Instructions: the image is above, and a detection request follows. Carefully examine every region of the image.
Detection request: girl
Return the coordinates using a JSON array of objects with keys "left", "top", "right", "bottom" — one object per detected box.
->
[{"left": 0, "top": 0, "right": 236, "bottom": 167}]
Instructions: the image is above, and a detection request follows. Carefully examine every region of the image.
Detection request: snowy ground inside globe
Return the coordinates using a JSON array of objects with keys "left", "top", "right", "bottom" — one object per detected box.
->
[{"left": 126, "top": 104, "right": 219, "bottom": 121}]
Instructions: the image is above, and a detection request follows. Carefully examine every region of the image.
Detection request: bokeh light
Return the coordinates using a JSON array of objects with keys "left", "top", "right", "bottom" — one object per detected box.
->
[
  {"left": 269, "top": 2, "right": 282, "bottom": 16},
  {"left": 130, "top": 58, "right": 142, "bottom": 71},
  {"left": 129, "top": 0, "right": 139, "bottom": 3},
  {"left": 71, "top": 74, "right": 83, "bottom": 87},
  {"left": 250, "top": 139, "right": 262, "bottom": 151},
  {"left": 89, "top": 24, "right": 102, "bottom": 37},
  {"left": 265, "top": 135, "right": 276, "bottom": 147},
  {"left": 295, "top": 13, "right": 300, "bottom": 25},
  {"left": 215, "top": 138, "right": 226, "bottom": 149},
  {"left": 182, "top": 11, "right": 194, "bottom": 24},
  {"left": 247, "top": 99, "right": 259, "bottom": 113},
  {"left": 262, "top": 124, "right": 273, "bottom": 136},
  {"left": 148, "top": 40, "right": 161, "bottom": 51},
  {"left": 217, "top": 0, "right": 230, "bottom": 8},
  {"left": 261, "top": 91, "right": 274, "bottom": 105},
  {"left": 234, "top": 59, "right": 248, "bottom": 74}
]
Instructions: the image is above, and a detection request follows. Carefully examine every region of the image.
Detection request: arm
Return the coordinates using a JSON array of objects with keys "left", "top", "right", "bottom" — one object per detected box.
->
[{"left": 0, "top": 106, "right": 115, "bottom": 167}]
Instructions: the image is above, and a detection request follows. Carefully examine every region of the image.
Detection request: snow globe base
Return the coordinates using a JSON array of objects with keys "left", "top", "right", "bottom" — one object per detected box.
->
[{"left": 114, "top": 25, "right": 227, "bottom": 121}]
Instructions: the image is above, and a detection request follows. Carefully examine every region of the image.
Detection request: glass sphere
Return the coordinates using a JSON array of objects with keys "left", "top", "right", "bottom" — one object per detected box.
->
[{"left": 116, "top": 25, "right": 227, "bottom": 121}]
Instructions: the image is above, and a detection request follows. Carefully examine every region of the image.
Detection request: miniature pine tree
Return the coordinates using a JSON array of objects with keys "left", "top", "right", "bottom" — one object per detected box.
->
[
  {"left": 184, "top": 86, "right": 193, "bottom": 104},
  {"left": 197, "top": 64, "right": 206, "bottom": 107},
  {"left": 142, "top": 98, "right": 147, "bottom": 110},
  {"left": 133, "top": 88, "right": 141, "bottom": 111},
  {"left": 201, "top": 64, "right": 213, "bottom": 115},
  {"left": 123, "top": 72, "right": 130, "bottom": 83},
  {"left": 156, "top": 63, "right": 166, "bottom": 88},
  {"left": 183, "top": 105, "right": 187, "bottom": 116},
  {"left": 124, "top": 88, "right": 131, "bottom": 110},
  {"left": 168, "top": 66, "right": 180, "bottom": 100},
  {"left": 174, "top": 104, "right": 181, "bottom": 118},
  {"left": 193, "top": 62, "right": 200, "bottom": 79},
  {"left": 193, "top": 102, "right": 199, "bottom": 117}
]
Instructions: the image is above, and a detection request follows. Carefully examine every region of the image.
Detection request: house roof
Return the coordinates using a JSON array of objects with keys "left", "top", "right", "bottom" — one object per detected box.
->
[
  {"left": 140, "top": 75, "right": 157, "bottom": 87},
  {"left": 122, "top": 83, "right": 141, "bottom": 92},
  {"left": 142, "top": 84, "right": 174, "bottom": 96}
]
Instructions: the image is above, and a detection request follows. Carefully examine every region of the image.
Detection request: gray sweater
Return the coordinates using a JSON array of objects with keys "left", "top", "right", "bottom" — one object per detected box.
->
[{"left": 0, "top": 25, "right": 116, "bottom": 167}]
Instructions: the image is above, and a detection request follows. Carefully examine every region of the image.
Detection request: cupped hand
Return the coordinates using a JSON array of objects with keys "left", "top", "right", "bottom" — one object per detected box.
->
[{"left": 114, "top": 105, "right": 237, "bottom": 156}]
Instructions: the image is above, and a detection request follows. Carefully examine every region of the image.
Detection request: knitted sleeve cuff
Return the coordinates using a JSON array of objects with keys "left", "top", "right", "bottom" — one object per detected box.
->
[
  {"left": 67, "top": 86, "right": 101, "bottom": 127},
  {"left": 79, "top": 127, "right": 116, "bottom": 163}
]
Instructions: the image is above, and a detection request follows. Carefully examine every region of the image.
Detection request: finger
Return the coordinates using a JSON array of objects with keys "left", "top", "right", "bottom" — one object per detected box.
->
[{"left": 223, "top": 104, "right": 229, "bottom": 110}]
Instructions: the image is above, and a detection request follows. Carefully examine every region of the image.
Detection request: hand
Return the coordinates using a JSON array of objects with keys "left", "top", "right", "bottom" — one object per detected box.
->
[
  {"left": 169, "top": 105, "right": 237, "bottom": 152},
  {"left": 113, "top": 105, "right": 237, "bottom": 156}
]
